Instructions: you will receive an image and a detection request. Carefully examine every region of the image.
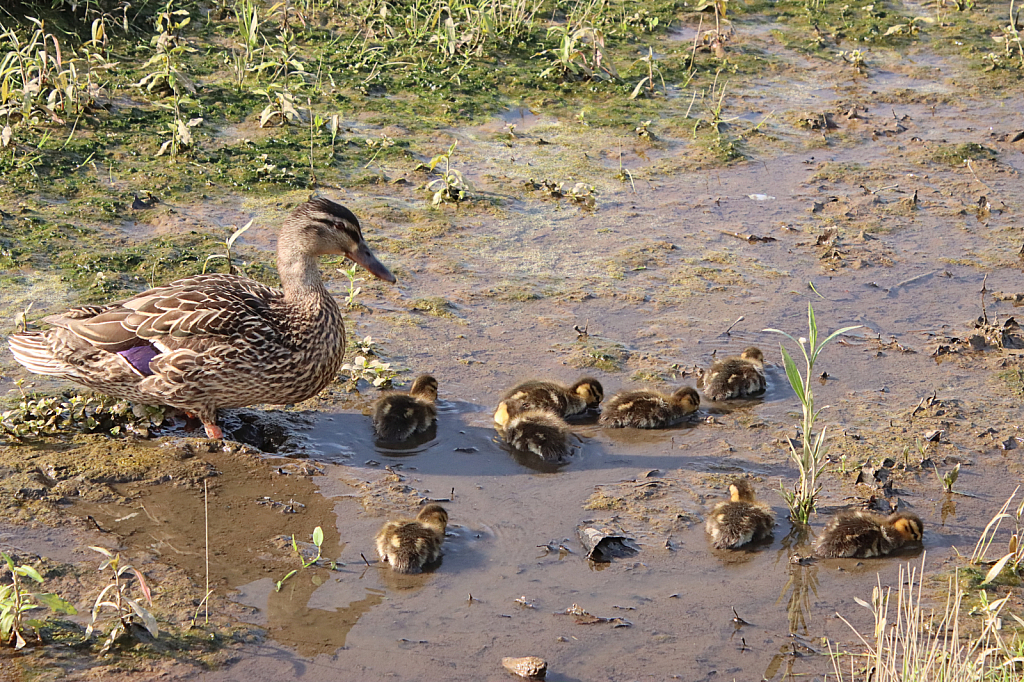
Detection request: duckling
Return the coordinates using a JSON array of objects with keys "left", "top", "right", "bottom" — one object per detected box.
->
[
  {"left": 701, "top": 347, "right": 767, "bottom": 401},
  {"left": 705, "top": 478, "right": 775, "bottom": 549},
  {"left": 814, "top": 510, "right": 924, "bottom": 558},
  {"left": 599, "top": 386, "right": 700, "bottom": 429},
  {"left": 375, "top": 504, "right": 449, "bottom": 573},
  {"left": 372, "top": 374, "right": 438, "bottom": 441},
  {"left": 502, "top": 409, "right": 572, "bottom": 462},
  {"left": 493, "top": 377, "right": 604, "bottom": 427}
]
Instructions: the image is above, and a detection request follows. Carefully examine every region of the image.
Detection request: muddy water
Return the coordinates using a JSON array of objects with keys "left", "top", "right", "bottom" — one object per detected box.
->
[{"left": 5, "top": 11, "right": 1024, "bottom": 682}]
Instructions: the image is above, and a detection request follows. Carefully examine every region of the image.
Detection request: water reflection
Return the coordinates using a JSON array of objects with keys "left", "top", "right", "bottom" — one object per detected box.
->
[{"left": 774, "top": 525, "right": 819, "bottom": 635}]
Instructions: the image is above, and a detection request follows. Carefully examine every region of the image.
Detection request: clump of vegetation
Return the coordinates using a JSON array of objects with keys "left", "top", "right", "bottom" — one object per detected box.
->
[
  {"left": 1, "top": 552, "right": 76, "bottom": 649},
  {"left": 765, "top": 304, "right": 859, "bottom": 524},
  {"left": 929, "top": 143, "right": 996, "bottom": 166},
  {"left": 972, "top": 487, "right": 1024, "bottom": 586},
  {"left": 340, "top": 355, "right": 397, "bottom": 389},
  {"left": 276, "top": 525, "right": 327, "bottom": 591},
  {"left": 1, "top": 383, "right": 165, "bottom": 441},
  {"left": 86, "top": 547, "right": 158, "bottom": 653}
]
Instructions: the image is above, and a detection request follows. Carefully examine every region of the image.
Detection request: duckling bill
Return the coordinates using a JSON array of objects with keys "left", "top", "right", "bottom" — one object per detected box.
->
[
  {"left": 814, "top": 510, "right": 923, "bottom": 558},
  {"left": 372, "top": 374, "right": 438, "bottom": 441},
  {"left": 600, "top": 386, "right": 700, "bottom": 429},
  {"left": 701, "top": 347, "right": 766, "bottom": 401},
  {"left": 493, "top": 377, "right": 603, "bottom": 426},
  {"left": 375, "top": 504, "right": 449, "bottom": 573},
  {"left": 705, "top": 479, "right": 775, "bottom": 549}
]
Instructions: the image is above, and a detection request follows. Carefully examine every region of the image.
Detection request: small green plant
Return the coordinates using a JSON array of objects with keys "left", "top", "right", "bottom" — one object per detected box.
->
[
  {"left": 1, "top": 388, "right": 165, "bottom": 440},
  {"left": 276, "top": 526, "right": 325, "bottom": 591},
  {"left": 341, "top": 355, "right": 396, "bottom": 389},
  {"left": 354, "top": 335, "right": 377, "bottom": 356},
  {"left": 338, "top": 264, "right": 364, "bottom": 307},
  {"left": 204, "top": 219, "right": 254, "bottom": 275},
  {"left": 629, "top": 48, "right": 665, "bottom": 99},
  {"left": 935, "top": 461, "right": 960, "bottom": 494},
  {"left": 536, "top": 23, "right": 618, "bottom": 82},
  {"left": 417, "top": 141, "right": 472, "bottom": 206},
  {"left": 86, "top": 547, "right": 158, "bottom": 653},
  {"left": 765, "top": 304, "right": 860, "bottom": 524},
  {"left": 1, "top": 552, "right": 76, "bottom": 649}
]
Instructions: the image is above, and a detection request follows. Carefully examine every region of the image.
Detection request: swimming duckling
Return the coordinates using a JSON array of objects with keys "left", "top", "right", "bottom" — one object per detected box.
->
[
  {"left": 814, "top": 510, "right": 924, "bottom": 558},
  {"left": 502, "top": 409, "right": 572, "bottom": 462},
  {"left": 701, "top": 347, "right": 767, "bottom": 401},
  {"left": 493, "top": 377, "right": 604, "bottom": 426},
  {"left": 705, "top": 478, "right": 775, "bottom": 549},
  {"left": 599, "top": 386, "right": 700, "bottom": 429},
  {"left": 371, "top": 374, "right": 439, "bottom": 441},
  {"left": 375, "top": 504, "right": 449, "bottom": 573}
]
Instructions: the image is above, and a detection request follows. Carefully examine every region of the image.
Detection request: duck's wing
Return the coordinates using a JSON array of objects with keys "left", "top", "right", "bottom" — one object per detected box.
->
[{"left": 45, "top": 275, "right": 283, "bottom": 352}]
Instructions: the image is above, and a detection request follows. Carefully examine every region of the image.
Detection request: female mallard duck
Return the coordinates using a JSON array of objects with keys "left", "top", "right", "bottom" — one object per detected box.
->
[
  {"left": 502, "top": 409, "right": 572, "bottom": 462},
  {"left": 493, "top": 377, "right": 604, "bottom": 427},
  {"left": 599, "top": 386, "right": 700, "bottom": 428},
  {"left": 7, "top": 198, "right": 395, "bottom": 439},
  {"left": 814, "top": 510, "right": 924, "bottom": 558},
  {"left": 705, "top": 479, "right": 775, "bottom": 549},
  {"left": 372, "top": 374, "right": 438, "bottom": 441},
  {"left": 701, "top": 347, "right": 767, "bottom": 401},
  {"left": 375, "top": 504, "right": 449, "bottom": 573}
]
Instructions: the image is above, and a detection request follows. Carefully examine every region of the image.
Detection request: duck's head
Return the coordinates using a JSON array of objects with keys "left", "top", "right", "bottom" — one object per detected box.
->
[
  {"left": 493, "top": 401, "right": 512, "bottom": 427},
  {"left": 283, "top": 197, "right": 396, "bottom": 283},
  {"left": 728, "top": 478, "right": 757, "bottom": 503},
  {"left": 890, "top": 512, "right": 924, "bottom": 542},
  {"left": 672, "top": 386, "right": 700, "bottom": 410},
  {"left": 417, "top": 503, "right": 449, "bottom": 533},
  {"left": 741, "top": 347, "right": 764, "bottom": 364},
  {"left": 572, "top": 377, "right": 604, "bottom": 408},
  {"left": 410, "top": 374, "right": 439, "bottom": 402}
]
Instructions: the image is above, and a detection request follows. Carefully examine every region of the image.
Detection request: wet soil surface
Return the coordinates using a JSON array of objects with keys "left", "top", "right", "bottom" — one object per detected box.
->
[{"left": 3, "top": 4, "right": 1024, "bottom": 681}]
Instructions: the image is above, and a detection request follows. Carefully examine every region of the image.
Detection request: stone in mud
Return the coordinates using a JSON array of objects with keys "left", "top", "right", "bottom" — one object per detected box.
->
[{"left": 502, "top": 656, "right": 547, "bottom": 679}]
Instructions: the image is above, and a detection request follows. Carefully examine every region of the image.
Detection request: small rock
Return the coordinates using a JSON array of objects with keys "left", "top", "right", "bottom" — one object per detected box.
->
[{"left": 502, "top": 656, "right": 547, "bottom": 679}]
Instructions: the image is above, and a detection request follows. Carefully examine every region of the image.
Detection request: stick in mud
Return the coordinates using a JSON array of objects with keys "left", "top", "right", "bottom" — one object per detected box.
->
[
  {"left": 723, "top": 316, "right": 744, "bottom": 335},
  {"left": 361, "top": 553, "right": 371, "bottom": 567}
]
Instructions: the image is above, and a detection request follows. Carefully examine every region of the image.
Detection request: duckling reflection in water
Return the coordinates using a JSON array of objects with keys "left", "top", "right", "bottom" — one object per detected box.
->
[
  {"left": 600, "top": 386, "right": 700, "bottom": 429},
  {"left": 705, "top": 479, "right": 775, "bottom": 549},
  {"left": 814, "top": 510, "right": 923, "bottom": 558},
  {"left": 701, "top": 347, "right": 767, "bottom": 401},
  {"left": 375, "top": 504, "right": 449, "bottom": 573},
  {"left": 493, "top": 377, "right": 603, "bottom": 426},
  {"left": 372, "top": 374, "right": 438, "bottom": 441},
  {"left": 502, "top": 409, "right": 573, "bottom": 462}
]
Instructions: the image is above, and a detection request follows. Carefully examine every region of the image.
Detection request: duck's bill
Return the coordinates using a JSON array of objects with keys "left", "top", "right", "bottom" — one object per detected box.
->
[{"left": 348, "top": 242, "right": 396, "bottom": 283}]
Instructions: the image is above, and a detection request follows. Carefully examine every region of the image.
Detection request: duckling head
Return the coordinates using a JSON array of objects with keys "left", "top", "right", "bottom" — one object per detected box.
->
[
  {"left": 890, "top": 513, "right": 924, "bottom": 542},
  {"left": 572, "top": 377, "right": 604, "bottom": 408},
  {"left": 671, "top": 386, "right": 700, "bottom": 410},
  {"left": 728, "top": 478, "right": 757, "bottom": 503},
  {"left": 410, "top": 374, "right": 439, "bottom": 402},
  {"left": 741, "top": 347, "right": 765, "bottom": 364},
  {"left": 417, "top": 504, "right": 449, "bottom": 533}
]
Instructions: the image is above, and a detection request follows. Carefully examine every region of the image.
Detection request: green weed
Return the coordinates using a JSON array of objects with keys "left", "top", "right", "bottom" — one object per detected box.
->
[{"left": 1, "top": 552, "right": 76, "bottom": 649}]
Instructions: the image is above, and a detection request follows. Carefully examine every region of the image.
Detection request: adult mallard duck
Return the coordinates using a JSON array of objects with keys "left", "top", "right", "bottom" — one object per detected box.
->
[{"left": 7, "top": 197, "right": 395, "bottom": 439}]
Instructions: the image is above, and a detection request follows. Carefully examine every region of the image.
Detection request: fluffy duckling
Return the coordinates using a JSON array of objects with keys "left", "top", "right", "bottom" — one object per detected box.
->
[
  {"left": 814, "top": 510, "right": 924, "bottom": 559},
  {"left": 371, "top": 374, "right": 438, "bottom": 441},
  {"left": 493, "top": 377, "right": 604, "bottom": 426},
  {"left": 599, "top": 386, "right": 700, "bottom": 429},
  {"left": 503, "top": 409, "right": 572, "bottom": 462},
  {"left": 375, "top": 504, "right": 449, "bottom": 573},
  {"left": 705, "top": 479, "right": 775, "bottom": 549},
  {"left": 701, "top": 347, "right": 767, "bottom": 401}
]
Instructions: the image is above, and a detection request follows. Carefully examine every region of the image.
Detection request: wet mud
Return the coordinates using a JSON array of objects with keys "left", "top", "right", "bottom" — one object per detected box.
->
[{"left": 3, "top": 2, "right": 1024, "bottom": 680}]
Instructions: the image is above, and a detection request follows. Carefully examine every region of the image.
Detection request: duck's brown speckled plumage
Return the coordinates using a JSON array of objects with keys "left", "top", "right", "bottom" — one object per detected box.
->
[
  {"left": 372, "top": 374, "right": 438, "bottom": 441},
  {"left": 493, "top": 377, "right": 603, "bottom": 426},
  {"left": 7, "top": 198, "right": 395, "bottom": 439},
  {"left": 814, "top": 510, "right": 924, "bottom": 558},
  {"left": 600, "top": 386, "right": 700, "bottom": 428},
  {"left": 702, "top": 347, "right": 767, "bottom": 401},
  {"left": 503, "top": 409, "right": 572, "bottom": 462},
  {"left": 375, "top": 504, "right": 449, "bottom": 573},
  {"left": 705, "top": 479, "right": 775, "bottom": 549}
]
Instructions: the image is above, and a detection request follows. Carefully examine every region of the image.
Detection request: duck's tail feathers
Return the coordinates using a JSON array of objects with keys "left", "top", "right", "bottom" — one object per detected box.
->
[{"left": 8, "top": 332, "right": 67, "bottom": 376}]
